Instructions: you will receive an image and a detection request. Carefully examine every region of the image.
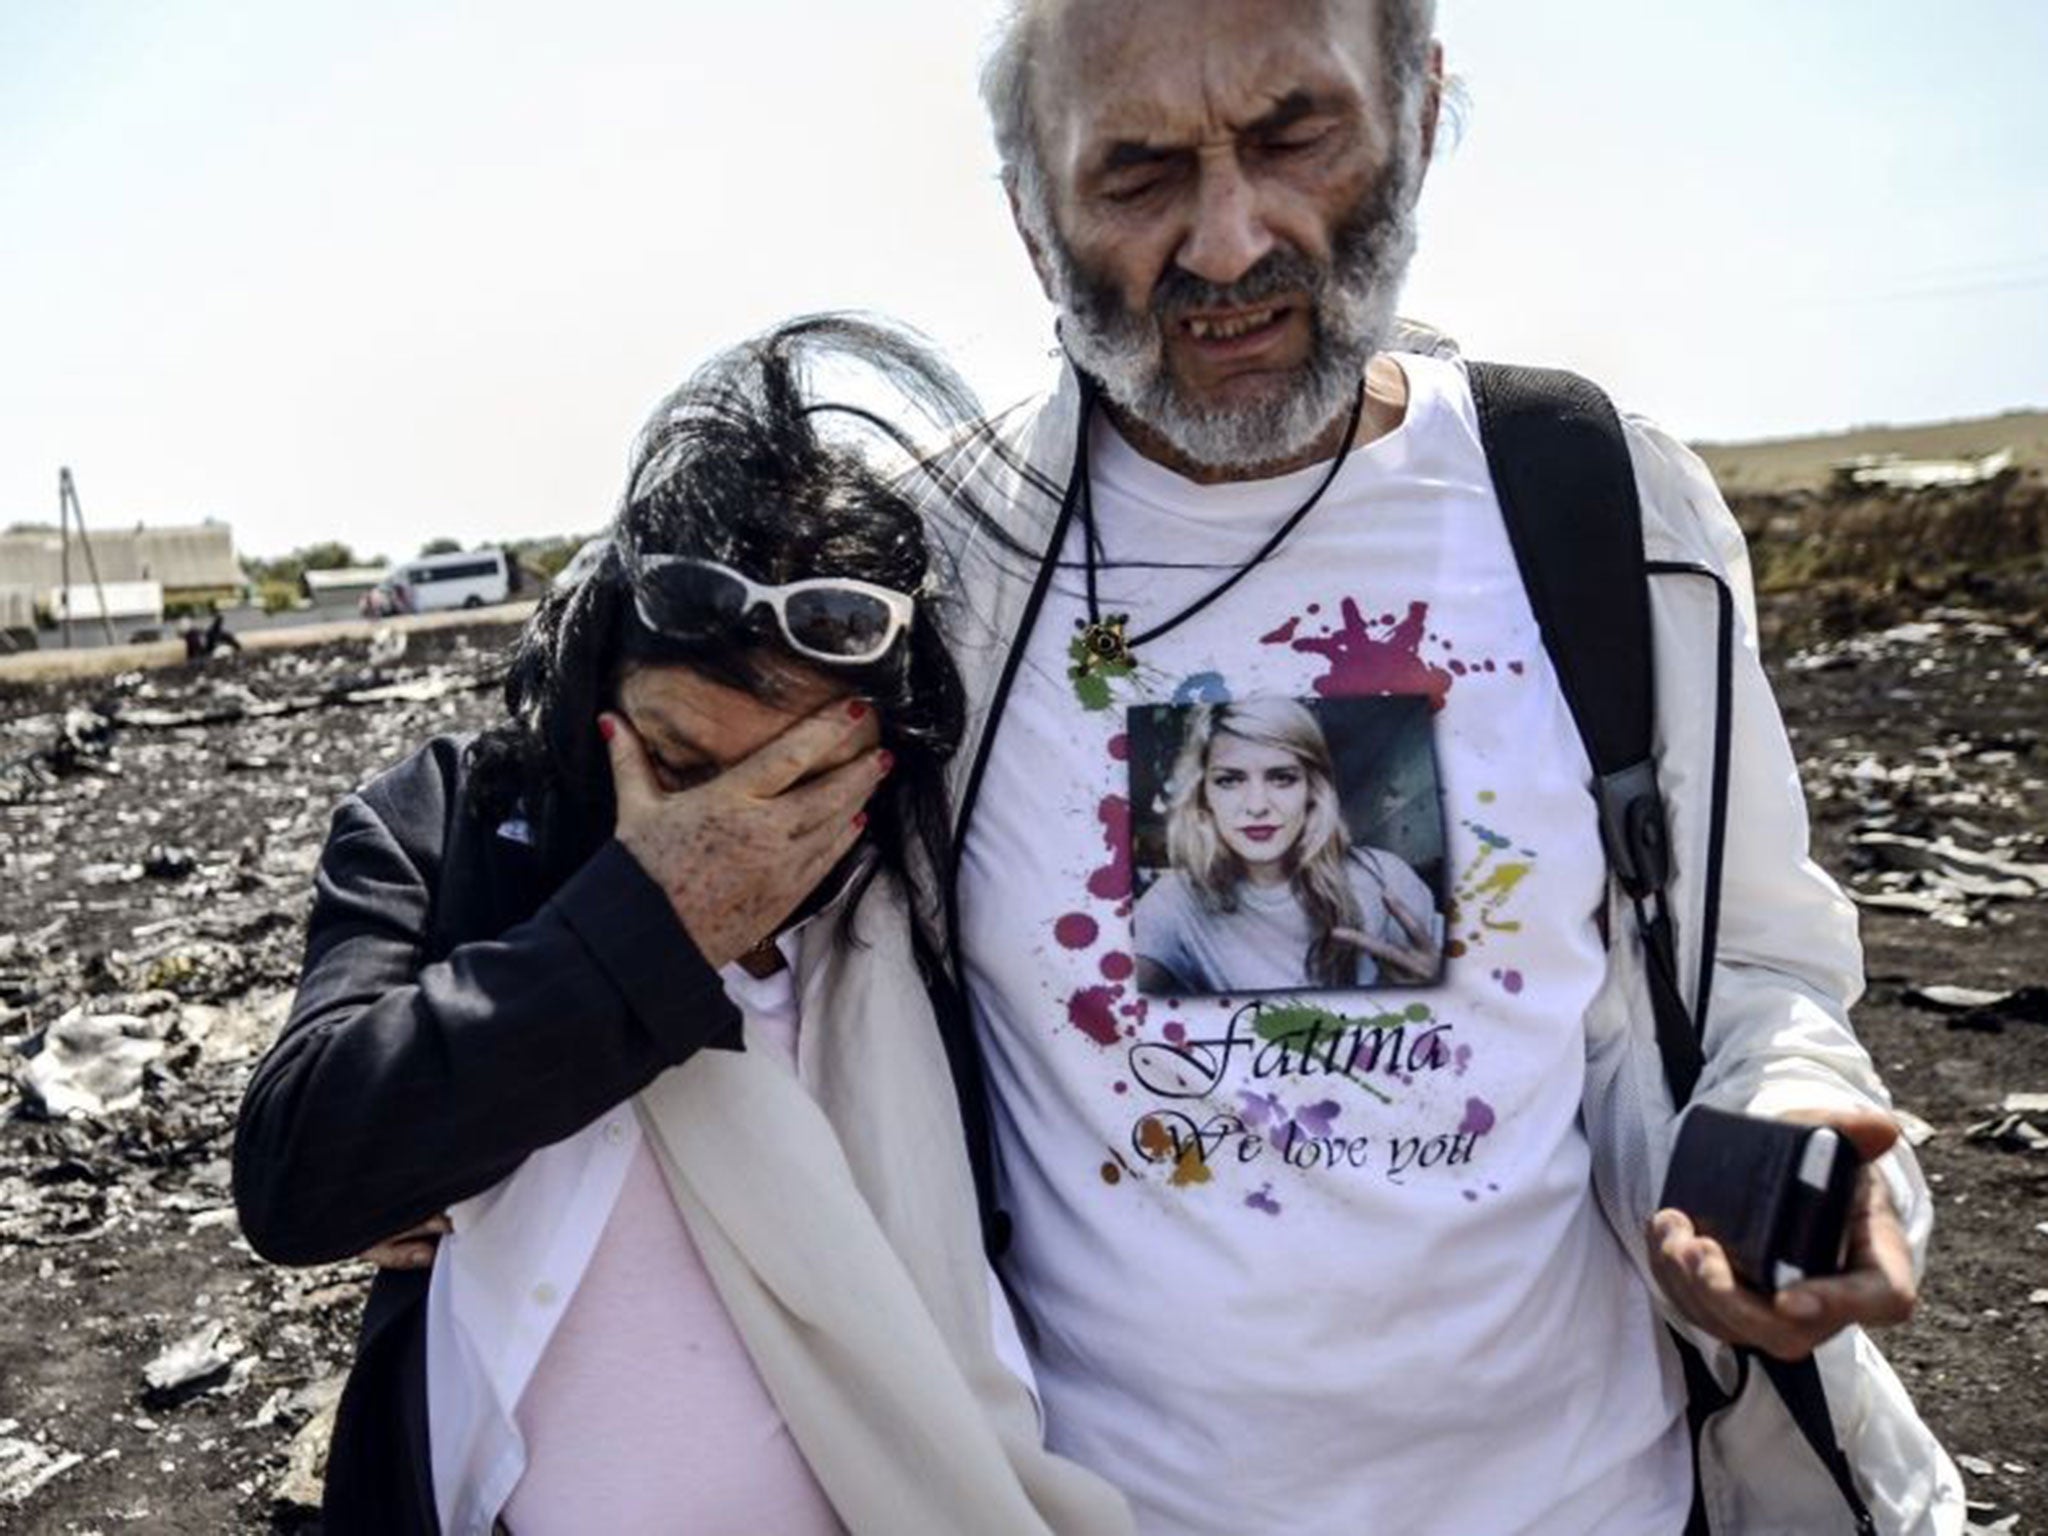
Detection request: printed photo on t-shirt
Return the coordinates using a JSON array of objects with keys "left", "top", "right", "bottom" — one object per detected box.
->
[{"left": 1127, "top": 694, "right": 1448, "bottom": 996}]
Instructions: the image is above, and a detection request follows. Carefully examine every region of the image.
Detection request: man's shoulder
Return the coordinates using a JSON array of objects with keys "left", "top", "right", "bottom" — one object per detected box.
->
[{"left": 1452, "top": 355, "right": 1748, "bottom": 595}]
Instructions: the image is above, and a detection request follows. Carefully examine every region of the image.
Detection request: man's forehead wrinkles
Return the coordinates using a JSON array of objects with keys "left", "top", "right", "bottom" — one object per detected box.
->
[
  {"left": 1065, "top": 44, "right": 1362, "bottom": 151},
  {"left": 1089, "top": 90, "right": 1336, "bottom": 179}
]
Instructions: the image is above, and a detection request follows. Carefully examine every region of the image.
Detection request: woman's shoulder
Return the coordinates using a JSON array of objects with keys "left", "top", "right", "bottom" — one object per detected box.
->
[
  {"left": 351, "top": 733, "right": 471, "bottom": 813},
  {"left": 339, "top": 733, "right": 484, "bottom": 862},
  {"left": 1133, "top": 867, "right": 1202, "bottom": 928}
]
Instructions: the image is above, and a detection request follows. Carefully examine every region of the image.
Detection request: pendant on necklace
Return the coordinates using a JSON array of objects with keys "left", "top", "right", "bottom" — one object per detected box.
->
[
  {"left": 1068, "top": 614, "right": 1136, "bottom": 711},
  {"left": 1073, "top": 613, "right": 1133, "bottom": 676}
]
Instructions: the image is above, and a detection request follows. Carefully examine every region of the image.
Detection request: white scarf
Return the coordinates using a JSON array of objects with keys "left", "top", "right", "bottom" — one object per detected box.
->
[{"left": 635, "top": 874, "right": 1132, "bottom": 1536}]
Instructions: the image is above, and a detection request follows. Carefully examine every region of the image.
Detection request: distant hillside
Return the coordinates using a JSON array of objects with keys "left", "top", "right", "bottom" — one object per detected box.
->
[
  {"left": 1702, "top": 410, "right": 2048, "bottom": 651},
  {"left": 1694, "top": 409, "right": 2048, "bottom": 495}
]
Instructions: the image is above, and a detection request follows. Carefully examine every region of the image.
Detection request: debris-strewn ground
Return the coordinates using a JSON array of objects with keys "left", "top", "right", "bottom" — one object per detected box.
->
[
  {"left": 1768, "top": 591, "right": 2048, "bottom": 1532},
  {"left": 2, "top": 544, "right": 2046, "bottom": 1530},
  {"left": 0, "top": 625, "right": 510, "bottom": 1532}
]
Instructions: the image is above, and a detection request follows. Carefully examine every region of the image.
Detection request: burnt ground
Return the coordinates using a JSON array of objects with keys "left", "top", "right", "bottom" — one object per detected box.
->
[{"left": 0, "top": 582, "right": 2044, "bottom": 1532}]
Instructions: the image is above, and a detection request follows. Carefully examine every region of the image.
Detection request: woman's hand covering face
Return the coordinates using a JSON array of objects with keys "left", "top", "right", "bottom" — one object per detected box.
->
[{"left": 602, "top": 692, "right": 888, "bottom": 970}]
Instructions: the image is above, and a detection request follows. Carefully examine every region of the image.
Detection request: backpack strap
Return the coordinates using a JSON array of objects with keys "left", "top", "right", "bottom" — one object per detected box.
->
[
  {"left": 1465, "top": 362, "right": 1700, "bottom": 1102},
  {"left": 1465, "top": 360, "right": 1876, "bottom": 1536}
]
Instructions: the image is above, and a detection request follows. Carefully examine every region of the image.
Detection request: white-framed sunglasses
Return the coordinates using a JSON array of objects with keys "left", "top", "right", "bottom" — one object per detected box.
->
[{"left": 631, "top": 555, "right": 917, "bottom": 666}]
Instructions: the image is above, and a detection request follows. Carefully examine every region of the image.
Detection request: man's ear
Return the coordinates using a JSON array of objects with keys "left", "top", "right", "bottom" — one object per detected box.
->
[
  {"left": 1007, "top": 178, "right": 1059, "bottom": 302},
  {"left": 1419, "top": 40, "right": 1446, "bottom": 165}
]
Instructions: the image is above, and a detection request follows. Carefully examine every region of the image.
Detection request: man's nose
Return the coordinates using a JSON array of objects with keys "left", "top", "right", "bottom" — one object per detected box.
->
[{"left": 1176, "top": 152, "right": 1274, "bottom": 287}]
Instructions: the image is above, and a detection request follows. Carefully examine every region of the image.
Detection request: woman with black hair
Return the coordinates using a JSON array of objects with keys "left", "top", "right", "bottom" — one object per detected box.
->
[{"left": 232, "top": 317, "right": 1131, "bottom": 1536}]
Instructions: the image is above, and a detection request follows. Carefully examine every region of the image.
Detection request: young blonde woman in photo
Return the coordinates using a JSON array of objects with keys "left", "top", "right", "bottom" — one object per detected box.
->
[{"left": 1132, "top": 696, "right": 1443, "bottom": 996}]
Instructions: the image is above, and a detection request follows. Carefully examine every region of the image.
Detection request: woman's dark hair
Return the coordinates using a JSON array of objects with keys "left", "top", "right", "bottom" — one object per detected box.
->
[{"left": 467, "top": 314, "right": 999, "bottom": 950}]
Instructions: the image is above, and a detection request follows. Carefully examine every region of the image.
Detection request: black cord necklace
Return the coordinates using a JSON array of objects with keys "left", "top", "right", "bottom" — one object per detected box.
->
[{"left": 1072, "top": 382, "right": 1368, "bottom": 683}]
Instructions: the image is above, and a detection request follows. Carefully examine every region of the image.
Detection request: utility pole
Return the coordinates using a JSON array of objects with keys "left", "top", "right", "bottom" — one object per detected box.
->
[
  {"left": 56, "top": 468, "right": 117, "bottom": 648},
  {"left": 58, "top": 472, "right": 70, "bottom": 649}
]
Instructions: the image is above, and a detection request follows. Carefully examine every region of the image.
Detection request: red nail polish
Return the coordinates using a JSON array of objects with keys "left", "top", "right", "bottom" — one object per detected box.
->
[
  {"left": 848, "top": 700, "right": 869, "bottom": 721},
  {"left": 852, "top": 811, "right": 868, "bottom": 831},
  {"left": 598, "top": 716, "right": 616, "bottom": 743},
  {"left": 876, "top": 749, "right": 895, "bottom": 775}
]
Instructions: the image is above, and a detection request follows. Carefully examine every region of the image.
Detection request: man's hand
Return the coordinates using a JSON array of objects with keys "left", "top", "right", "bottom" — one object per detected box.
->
[
  {"left": 602, "top": 700, "right": 887, "bottom": 970},
  {"left": 359, "top": 1214, "right": 452, "bottom": 1271},
  {"left": 1647, "top": 1107, "right": 1917, "bottom": 1361},
  {"left": 1333, "top": 896, "right": 1442, "bottom": 986}
]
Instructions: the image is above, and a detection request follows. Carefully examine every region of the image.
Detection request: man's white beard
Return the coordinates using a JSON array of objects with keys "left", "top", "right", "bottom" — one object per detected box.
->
[{"left": 1039, "top": 153, "right": 1422, "bottom": 474}]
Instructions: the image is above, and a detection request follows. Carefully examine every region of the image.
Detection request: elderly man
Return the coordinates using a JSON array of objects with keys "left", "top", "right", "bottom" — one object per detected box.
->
[{"left": 942, "top": 1, "right": 1963, "bottom": 1532}]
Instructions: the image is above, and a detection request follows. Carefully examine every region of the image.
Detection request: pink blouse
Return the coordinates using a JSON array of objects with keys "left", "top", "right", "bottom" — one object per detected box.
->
[{"left": 501, "top": 963, "right": 842, "bottom": 1535}]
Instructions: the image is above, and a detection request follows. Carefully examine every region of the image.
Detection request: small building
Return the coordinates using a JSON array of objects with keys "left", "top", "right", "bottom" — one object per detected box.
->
[
  {"left": 0, "top": 585, "right": 37, "bottom": 651},
  {"left": 0, "top": 521, "right": 244, "bottom": 610},
  {"left": 43, "top": 580, "right": 167, "bottom": 644}
]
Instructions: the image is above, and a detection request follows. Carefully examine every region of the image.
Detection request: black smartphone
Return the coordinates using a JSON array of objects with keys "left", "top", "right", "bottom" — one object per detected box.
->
[{"left": 1659, "top": 1106, "right": 1861, "bottom": 1293}]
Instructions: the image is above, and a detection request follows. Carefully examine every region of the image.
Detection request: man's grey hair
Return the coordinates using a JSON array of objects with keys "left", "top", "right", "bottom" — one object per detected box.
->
[
  {"left": 980, "top": 0, "right": 1440, "bottom": 230},
  {"left": 978, "top": 0, "right": 1444, "bottom": 469}
]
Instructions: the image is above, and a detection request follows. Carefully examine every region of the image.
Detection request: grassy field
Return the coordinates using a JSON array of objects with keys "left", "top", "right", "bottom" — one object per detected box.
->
[{"left": 1695, "top": 408, "right": 2048, "bottom": 494}]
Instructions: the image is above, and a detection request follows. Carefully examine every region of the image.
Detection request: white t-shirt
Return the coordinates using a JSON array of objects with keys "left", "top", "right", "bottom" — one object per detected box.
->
[{"left": 957, "top": 355, "right": 1689, "bottom": 1535}]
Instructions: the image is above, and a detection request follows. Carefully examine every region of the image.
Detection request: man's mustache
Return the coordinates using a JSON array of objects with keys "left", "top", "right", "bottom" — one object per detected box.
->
[
  {"left": 1147, "top": 249, "right": 1325, "bottom": 322},
  {"left": 1136, "top": 162, "right": 1410, "bottom": 327}
]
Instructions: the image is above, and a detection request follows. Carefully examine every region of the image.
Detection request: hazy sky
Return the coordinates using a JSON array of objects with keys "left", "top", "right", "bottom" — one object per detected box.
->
[{"left": 3, "top": 1, "right": 2044, "bottom": 561}]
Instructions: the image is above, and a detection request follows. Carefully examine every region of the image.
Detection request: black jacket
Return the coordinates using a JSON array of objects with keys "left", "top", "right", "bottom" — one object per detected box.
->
[{"left": 231, "top": 737, "right": 998, "bottom": 1533}]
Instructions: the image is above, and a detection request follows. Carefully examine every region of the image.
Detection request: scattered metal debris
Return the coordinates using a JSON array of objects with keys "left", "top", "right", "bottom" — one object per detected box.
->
[
  {"left": 1, "top": 622, "right": 516, "bottom": 1526},
  {"left": 1964, "top": 1114, "right": 2048, "bottom": 1154},
  {"left": 1850, "top": 832, "right": 2048, "bottom": 927},
  {"left": 1902, "top": 984, "right": 2048, "bottom": 1033},
  {"left": 0, "top": 1424, "right": 84, "bottom": 1507},
  {"left": 270, "top": 1377, "right": 344, "bottom": 1516},
  {"left": 142, "top": 1320, "right": 242, "bottom": 1409},
  {"left": 1831, "top": 448, "right": 2016, "bottom": 495},
  {"left": 18, "top": 1007, "right": 171, "bottom": 1118}
]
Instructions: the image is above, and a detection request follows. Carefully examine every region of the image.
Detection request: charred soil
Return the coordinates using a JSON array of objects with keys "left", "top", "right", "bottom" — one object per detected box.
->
[{"left": 1, "top": 553, "right": 2045, "bottom": 1529}]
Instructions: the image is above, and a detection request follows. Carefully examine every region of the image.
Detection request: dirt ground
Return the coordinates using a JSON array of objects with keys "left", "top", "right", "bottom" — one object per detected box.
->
[{"left": 1, "top": 569, "right": 2044, "bottom": 1530}]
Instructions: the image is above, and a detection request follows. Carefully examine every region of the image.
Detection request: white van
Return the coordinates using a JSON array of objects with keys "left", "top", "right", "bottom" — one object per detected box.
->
[{"left": 362, "top": 548, "right": 517, "bottom": 616}]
